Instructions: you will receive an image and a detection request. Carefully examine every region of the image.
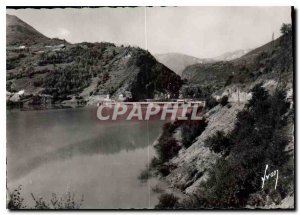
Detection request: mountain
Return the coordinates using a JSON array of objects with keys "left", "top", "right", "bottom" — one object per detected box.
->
[
  {"left": 213, "top": 49, "right": 251, "bottom": 61},
  {"left": 182, "top": 31, "right": 293, "bottom": 94},
  {"left": 154, "top": 53, "right": 213, "bottom": 76},
  {"left": 6, "top": 14, "right": 48, "bottom": 46},
  {"left": 154, "top": 49, "right": 251, "bottom": 77},
  {"left": 6, "top": 15, "right": 182, "bottom": 105},
  {"left": 151, "top": 24, "right": 294, "bottom": 209},
  {"left": 7, "top": 14, "right": 67, "bottom": 47}
]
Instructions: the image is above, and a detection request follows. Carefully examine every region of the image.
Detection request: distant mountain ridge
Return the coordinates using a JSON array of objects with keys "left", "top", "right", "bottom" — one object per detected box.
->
[
  {"left": 182, "top": 32, "right": 293, "bottom": 93},
  {"left": 154, "top": 53, "right": 213, "bottom": 76},
  {"left": 213, "top": 49, "right": 252, "bottom": 61},
  {"left": 154, "top": 49, "right": 252, "bottom": 77}
]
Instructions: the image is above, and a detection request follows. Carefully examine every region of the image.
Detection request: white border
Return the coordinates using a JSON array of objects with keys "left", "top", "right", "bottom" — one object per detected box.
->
[
  {"left": 1, "top": 0, "right": 298, "bottom": 6},
  {"left": 1, "top": 1, "right": 298, "bottom": 215}
]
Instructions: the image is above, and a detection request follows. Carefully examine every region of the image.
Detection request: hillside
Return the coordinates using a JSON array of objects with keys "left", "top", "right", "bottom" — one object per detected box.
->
[
  {"left": 181, "top": 30, "right": 293, "bottom": 97},
  {"left": 150, "top": 24, "right": 294, "bottom": 209},
  {"left": 154, "top": 53, "right": 213, "bottom": 76},
  {"left": 6, "top": 15, "right": 182, "bottom": 106},
  {"left": 6, "top": 14, "right": 47, "bottom": 46},
  {"left": 6, "top": 14, "right": 66, "bottom": 46}
]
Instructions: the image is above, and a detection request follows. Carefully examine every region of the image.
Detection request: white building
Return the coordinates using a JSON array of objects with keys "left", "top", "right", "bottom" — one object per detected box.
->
[{"left": 118, "top": 94, "right": 126, "bottom": 102}]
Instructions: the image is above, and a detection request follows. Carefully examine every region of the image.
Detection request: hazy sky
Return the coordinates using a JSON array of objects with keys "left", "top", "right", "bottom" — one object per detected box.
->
[{"left": 7, "top": 7, "right": 291, "bottom": 58}]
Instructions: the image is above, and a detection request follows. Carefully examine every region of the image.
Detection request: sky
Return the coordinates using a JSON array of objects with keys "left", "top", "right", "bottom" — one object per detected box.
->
[{"left": 7, "top": 7, "right": 292, "bottom": 58}]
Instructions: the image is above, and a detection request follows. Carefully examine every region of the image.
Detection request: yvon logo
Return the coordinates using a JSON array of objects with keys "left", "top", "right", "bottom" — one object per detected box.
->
[{"left": 261, "top": 164, "right": 279, "bottom": 190}]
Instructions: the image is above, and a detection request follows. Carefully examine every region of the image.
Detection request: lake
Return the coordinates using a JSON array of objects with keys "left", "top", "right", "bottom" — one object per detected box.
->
[{"left": 6, "top": 107, "right": 165, "bottom": 209}]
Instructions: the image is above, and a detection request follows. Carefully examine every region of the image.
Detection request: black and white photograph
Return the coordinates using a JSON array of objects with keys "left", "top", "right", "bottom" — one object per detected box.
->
[{"left": 5, "top": 5, "right": 295, "bottom": 210}]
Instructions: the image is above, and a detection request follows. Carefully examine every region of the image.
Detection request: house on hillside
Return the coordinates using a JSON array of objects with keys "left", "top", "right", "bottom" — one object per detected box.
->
[
  {"left": 93, "top": 94, "right": 111, "bottom": 102},
  {"left": 214, "top": 86, "right": 252, "bottom": 104},
  {"left": 287, "top": 88, "right": 293, "bottom": 109},
  {"left": 45, "top": 44, "right": 65, "bottom": 51}
]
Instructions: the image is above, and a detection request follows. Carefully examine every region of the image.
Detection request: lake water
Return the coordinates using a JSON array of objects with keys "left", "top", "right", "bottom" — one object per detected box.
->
[{"left": 7, "top": 107, "right": 165, "bottom": 209}]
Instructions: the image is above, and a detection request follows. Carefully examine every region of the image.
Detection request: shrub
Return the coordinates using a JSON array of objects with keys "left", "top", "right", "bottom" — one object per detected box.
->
[
  {"left": 42, "top": 65, "right": 92, "bottom": 98},
  {"left": 169, "top": 84, "right": 292, "bottom": 210},
  {"left": 204, "top": 131, "right": 232, "bottom": 156},
  {"left": 157, "top": 165, "right": 171, "bottom": 177},
  {"left": 200, "top": 84, "right": 291, "bottom": 208},
  {"left": 138, "top": 168, "right": 151, "bottom": 182},
  {"left": 7, "top": 185, "right": 84, "bottom": 209},
  {"left": 6, "top": 100, "right": 23, "bottom": 109},
  {"left": 33, "top": 80, "right": 42, "bottom": 87},
  {"left": 152, "top": 185, "right": 164, "bottom": 193},
  {"left": 206, "top": 96, "right": 218, "bottom": 109},
  {"left": 7, "top": 185, "right": 26, "bottom": 209},
  {"left": 153, "top": 121, "right": 182, "bottom": 164},
  {"left": 201, "top": 159, "right": 248, "bottom": 208},
  {"left": 31, "top": 192, "right": 84, "bottom": 209},
  {"left": 162, "top": 121, "right": 181, "bottom": 134},
  {"left": 149, "top": 156, "right": 162, "bottom": 169},
  {"left": 181, "top": 119, "right": 207, "bottom": 148},
  {"left": 220, "top": 95, "right": 229, "bottom": 106},
  {"left": 155, "top": 193, "right": 179, "bottom": 209},
  {"left": 29, "top": 95, "right": 42, "bottom": 106},
  {"left": 6, "top": 81, "right": 16, "bottom": 92},
  {"left": 154, "top": 137, "right": 181, "bottom": 163}
]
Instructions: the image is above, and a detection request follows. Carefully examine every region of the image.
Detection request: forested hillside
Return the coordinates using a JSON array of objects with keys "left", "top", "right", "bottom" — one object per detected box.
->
[{"left": 6, "top": 15, "right": 182, "bottom": 106}]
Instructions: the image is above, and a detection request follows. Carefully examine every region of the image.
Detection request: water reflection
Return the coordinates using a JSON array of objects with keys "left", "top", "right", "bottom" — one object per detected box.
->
[
  {"left": 7, "top": 107, "right": 164, "bottom": 208},
  {"left": 8, "top": 121, "right": 162, "bottom": 179}
]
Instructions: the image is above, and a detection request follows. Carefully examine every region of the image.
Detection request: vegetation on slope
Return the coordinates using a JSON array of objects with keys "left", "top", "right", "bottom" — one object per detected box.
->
[
  {"left": 149, "top": 117, "right": 207, "bottom": 178},
  {"left": 181, "top": 23, "right": 293, "bottom": 99},
  {"left": 6, "top": 15, "right": 182, "bottom": 105},
  {"left": 155, "top": 23, "right": 294, "bottom": 209},
  {"left": 156, "top": 84, "right": 293, "bottom": 209},
  {"left": 7, "top": 41, "right": 182, "bottom": 103},
  {"left": 8, "top": 185, "right": 84, "bottom": 209}
]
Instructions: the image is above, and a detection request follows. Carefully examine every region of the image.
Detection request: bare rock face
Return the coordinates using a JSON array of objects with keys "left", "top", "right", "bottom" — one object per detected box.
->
[{"left": 165, "top": 103, "right": 245, "bottom": 194}]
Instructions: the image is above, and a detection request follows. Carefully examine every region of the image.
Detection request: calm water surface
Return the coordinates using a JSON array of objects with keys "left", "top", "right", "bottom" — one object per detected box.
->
[{"left": 7, "top": 107, "right": 165, "bottom": 209}]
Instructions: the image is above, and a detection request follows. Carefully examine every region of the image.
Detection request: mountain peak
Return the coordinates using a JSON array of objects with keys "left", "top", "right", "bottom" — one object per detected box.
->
[{"left": 6, "top": 14, "right": 51, "bottom": 46}]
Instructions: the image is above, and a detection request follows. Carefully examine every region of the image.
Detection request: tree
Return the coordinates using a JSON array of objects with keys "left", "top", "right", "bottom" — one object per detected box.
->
[
  {"left": 280, "top": 23, "right": 292, "bottom": 36},
  {"left": 220, "top": 95, "right": 229, "bottom": 106},
  {"left": 196, "top": 84, "right": 291, "bottom": 208},
  {"left": 181, "top": 119, "right": 207, "bottom": 148},
  {"left": 204, "top": 131, "right": 232, "bottom": 156}
]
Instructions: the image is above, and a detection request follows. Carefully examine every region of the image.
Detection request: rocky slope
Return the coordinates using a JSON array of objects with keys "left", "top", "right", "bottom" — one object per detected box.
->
[
  {"left": 154, "top": 80, "right": 294, "bottom": 209},
  {"left": 152, "top": 24, "right": 294, "bottom": 209},
  {"left": 166, "top": 103, "right": 245, "bottom": 194}
]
